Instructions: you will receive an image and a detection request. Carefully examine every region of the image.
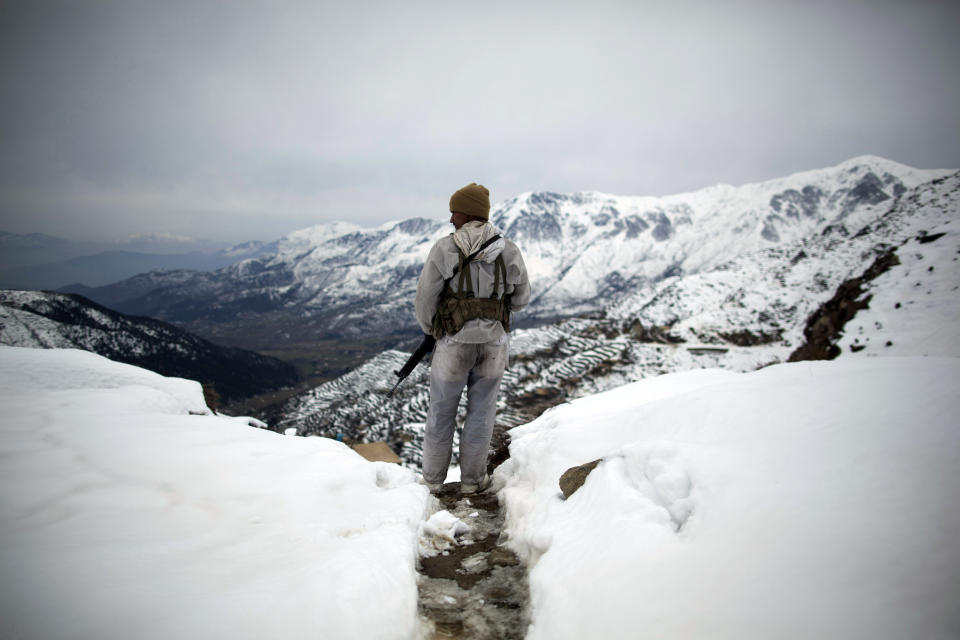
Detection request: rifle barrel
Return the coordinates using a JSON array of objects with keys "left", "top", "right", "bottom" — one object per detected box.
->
[{"left": 386, "top": 334, "right": 436, "bottom": 397}]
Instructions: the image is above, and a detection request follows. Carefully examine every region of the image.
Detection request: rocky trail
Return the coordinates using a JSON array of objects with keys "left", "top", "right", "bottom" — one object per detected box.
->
[{"left": 416, "top": 482, "right": 530, "bottom": 639}]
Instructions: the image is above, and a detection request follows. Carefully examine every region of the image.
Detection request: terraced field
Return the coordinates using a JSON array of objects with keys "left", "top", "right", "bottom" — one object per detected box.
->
[{"left": 276, "top": 317, "right": 784, "bottom": 468}]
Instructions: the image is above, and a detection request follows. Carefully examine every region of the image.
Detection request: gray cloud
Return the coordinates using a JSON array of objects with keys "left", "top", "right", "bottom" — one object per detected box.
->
[{"left": 1, "top": 0, "right": 958, "bottom": 243}]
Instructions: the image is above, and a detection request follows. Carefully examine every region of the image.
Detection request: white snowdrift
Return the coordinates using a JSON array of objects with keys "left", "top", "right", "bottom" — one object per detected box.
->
[
  {"left": 418, "top": 510, "right": 472, "bottom": 557},
  {"left": 496, "top": 358, "right": 960, "bottom": 640},
  {"left": 0, "top": 347, "right": 429, "bottom": 640}
]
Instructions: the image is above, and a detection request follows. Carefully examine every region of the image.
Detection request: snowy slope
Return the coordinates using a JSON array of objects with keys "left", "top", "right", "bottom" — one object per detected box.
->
[
  {"left": 75, "top": 216, "right": 450, "bottom": 341},
  {"left": 75, "top": 156, "right": 952, "bottom": 347},
  {"left": 835, "top": 194, "right": 960, "bottom": 357},
  {"left": 497, "top": 155, "right": 943, "bottom": 313},
  {"left": 0, "top": 347, "right": 429, "bottom": 640},
  {"left": 495, "top": 358, "right": 960, "bottom": 639},
  {"left": 608, "top": 170, "right": 960, "bottom": 352},
  {"left": 0, "top": 290, "right": 299, "bottom": 401}
]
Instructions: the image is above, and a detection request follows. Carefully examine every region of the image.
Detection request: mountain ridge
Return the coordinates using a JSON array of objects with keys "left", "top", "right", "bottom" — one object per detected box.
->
[
  {"left": 0, "top": 290, "right": 300, "bottom": 402},
  {"left": 66, "top": 157, "right": 954, "bottom": 373},
  {"left": 275, "top": 167, "right": 959, "bottom": 467}
]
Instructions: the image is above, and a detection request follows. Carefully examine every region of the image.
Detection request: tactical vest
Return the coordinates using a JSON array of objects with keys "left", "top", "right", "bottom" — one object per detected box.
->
[{"left": 431, "top": 241, "right": 511, "bottom": 339}]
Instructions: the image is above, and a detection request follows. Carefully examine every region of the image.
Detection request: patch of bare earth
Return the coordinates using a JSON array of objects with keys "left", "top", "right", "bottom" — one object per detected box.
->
[{"left": 416, "top": 484, "right": 530, "bottom": 640}]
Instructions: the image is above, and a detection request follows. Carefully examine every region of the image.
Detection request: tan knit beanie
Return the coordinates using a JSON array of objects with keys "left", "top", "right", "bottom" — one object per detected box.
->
[{"left": 449, "top": 183, "right": 490, "bottom": 220}]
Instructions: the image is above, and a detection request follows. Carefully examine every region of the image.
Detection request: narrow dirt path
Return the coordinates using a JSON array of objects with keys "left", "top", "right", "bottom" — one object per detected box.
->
[{"left": 416, "top": 482, "right": 530, "bottom": 639}]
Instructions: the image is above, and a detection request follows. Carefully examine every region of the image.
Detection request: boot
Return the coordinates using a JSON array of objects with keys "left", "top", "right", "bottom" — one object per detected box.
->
[{"left": 461, "top": 473, "right": 491, "bottom": 495}]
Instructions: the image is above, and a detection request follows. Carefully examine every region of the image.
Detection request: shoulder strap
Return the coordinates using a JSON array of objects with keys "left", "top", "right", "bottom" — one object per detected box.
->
[
  {"left": 450, "top": 234, "right": 502, "bottom": 277},
  {"left": 448, "top": 234, "right": 503, "bottom": 298},
  {"left": 491, "top": 253, "right": 507, "bottom": 300},
  {"left": 456, "top": 248, "right": 474, "bottom": 298}
]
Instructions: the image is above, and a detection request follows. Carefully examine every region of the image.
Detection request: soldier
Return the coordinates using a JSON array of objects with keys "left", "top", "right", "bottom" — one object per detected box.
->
[{"left": 415, "top": 183, "right": 531, "bottom": 494}]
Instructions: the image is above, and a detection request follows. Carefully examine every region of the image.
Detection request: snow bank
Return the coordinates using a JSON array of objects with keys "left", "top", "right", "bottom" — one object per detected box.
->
[
  {"left": 0, "top": 347, "right": 429, "bottom": 640},
  {"left": 418, "top": 510, "right": 472, "bottom": 557},
  {"left": 0, "top": 346, "right": 208, "bottom": 412},
  {"left": 496, "top": 358, "right": 960, "bottom": 640}
]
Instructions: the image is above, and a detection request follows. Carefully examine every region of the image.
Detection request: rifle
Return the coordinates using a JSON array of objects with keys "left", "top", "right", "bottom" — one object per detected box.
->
[
  {"left": 387, "top": 233, "right": 503, "bottom": 397},
  {"left": 388, "top": 334, "right": 436, "bottom": 397}
]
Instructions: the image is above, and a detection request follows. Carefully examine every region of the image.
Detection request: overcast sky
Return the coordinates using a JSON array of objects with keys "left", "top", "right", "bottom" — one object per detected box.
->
[{"left": 1, "top": 0, "right": 958, "bottom": 244}]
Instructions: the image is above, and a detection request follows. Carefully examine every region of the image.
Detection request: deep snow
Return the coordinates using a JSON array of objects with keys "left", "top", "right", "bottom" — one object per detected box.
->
[
  {"left": 0, "top": 347, "right": 430, "bottom": 640},
  {"left": 2, "top": 346, "right": 957, "bottom": 639},
  {"left": 495, "top": 358, "right": 960, "bottom": 639}
]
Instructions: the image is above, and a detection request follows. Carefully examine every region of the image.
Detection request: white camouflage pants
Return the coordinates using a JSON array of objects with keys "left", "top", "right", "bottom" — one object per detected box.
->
[{"left": 422, "top": 334, "right": 508, "bottom": 486}]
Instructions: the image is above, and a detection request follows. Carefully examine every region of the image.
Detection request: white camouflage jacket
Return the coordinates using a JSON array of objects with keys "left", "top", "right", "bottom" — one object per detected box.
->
[{"left": 415, "top": 221, "right": 531, "bottom": 343}]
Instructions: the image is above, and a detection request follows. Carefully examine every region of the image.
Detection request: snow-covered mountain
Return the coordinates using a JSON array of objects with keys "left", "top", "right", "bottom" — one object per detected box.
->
[
  {"left": 495, "top": 155, "right": 940, "bottom": 315},
  {"left": 75, "top": 156, "right": 950, "bottom": 351},
  {"left": 609, "top": 169, "right": 960, "bottom": 350},
  {"left": 2, "top": 156, "right": 958, "bottom": 638},
  {"left": 276, "top": 166, "right": 959, "bottom": 468},
  {"left": 0, "top": 290, "right": 299, "bottom": 402}
]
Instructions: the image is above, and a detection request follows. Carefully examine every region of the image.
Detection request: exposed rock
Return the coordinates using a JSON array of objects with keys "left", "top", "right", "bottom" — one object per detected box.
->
[
  {"left": 623, "top": 214, "right": 650, "bottom": 238},
  {"left": 627, "top": 320, "right": 685, "bottom": 344},
  {"left": 770, "top": 185, "right": 825, "bottom": 219},
  {"left": 719, "top": 329, "right": 783, "bottom": 346},
  {"left": 651, "top": 212, "right": 674, "bottom": 241},
  {"left": 789, "top": 248, "right": 900, "bottom": 361},
  {"left": 841, "top": 172, "right": 891, "bottom": 214},
  {"left": 489, "top": 547, "right": 520, "bottom": 567},
  {"left": 559, "top": 459, "right": 602, "bottom": 499},
  {"left": 486, "top": 427, "right": 512, "bottom": 475},
  {"left": 917, "top": 231, "right": 946, "bottom": 244}
]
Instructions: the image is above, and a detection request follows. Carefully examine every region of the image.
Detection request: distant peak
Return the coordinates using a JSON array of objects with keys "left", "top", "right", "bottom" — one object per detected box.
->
[
  {"left": 833, "top": 154, "right": 912, "bottom": 172},
  {"left": 282, "top": 221, "right": 363, "bottom": 243}
]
